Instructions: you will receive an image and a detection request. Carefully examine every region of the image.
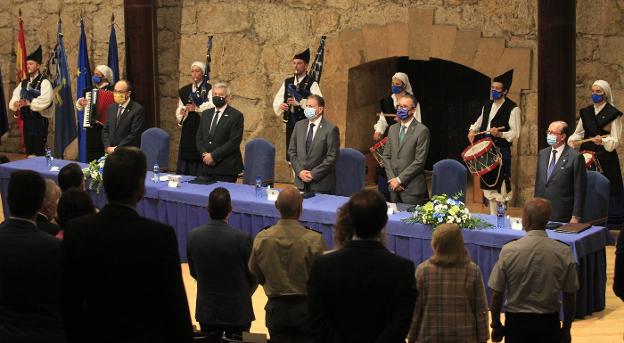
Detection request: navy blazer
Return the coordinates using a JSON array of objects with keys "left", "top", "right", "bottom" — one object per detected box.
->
[
  {"left": 195, "top": 105, "right": 244, "bottom": 177},
  {"left": 0, "top": 218, "right": 65, "bottom": 343},
  {"left": 534, "top": 145, "right": 587, "bottom": 222}
]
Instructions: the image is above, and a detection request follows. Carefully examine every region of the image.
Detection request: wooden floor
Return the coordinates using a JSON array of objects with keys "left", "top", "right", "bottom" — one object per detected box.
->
[{"left": 0, "top": 153, "right": 622, "bottom": 341}]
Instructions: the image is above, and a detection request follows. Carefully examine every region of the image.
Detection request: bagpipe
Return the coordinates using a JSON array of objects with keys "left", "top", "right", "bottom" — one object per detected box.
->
[
  {"left": 283, "top": 36, "right": 326, "bottom": 123},
  {"left": 181, "top": 36, "right": 213, "bottom": 125}
]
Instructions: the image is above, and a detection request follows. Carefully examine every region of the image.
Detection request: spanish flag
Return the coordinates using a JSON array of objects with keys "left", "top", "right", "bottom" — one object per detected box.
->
[{"left": 15, "top": 14, "right": 27, "bottom": 150}]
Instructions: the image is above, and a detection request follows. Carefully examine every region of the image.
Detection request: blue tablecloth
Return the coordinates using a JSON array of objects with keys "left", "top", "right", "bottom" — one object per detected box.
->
[{"left": 0, "top": 157, "right": 615, "bottom": 317}]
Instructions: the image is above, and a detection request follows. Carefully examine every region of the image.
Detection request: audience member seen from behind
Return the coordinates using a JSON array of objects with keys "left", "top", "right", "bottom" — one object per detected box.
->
[
  {"left": 187, "top": 187, "right": 257, "bottom": 342},
  {"left": 55, "top": 189, "right": 96, "bottom": 239},
  {"left": 489, "top": 198, "right": 579, "bottom": 343},
  {"left": 36, "top": 179, "right": 61, "bottom": 236},
  {"left": 58, "top": 163, "right": 85, "bottom": 192},
  {"left": 62, "top": 147, "right": 193, "bottom": 343},
  {"left": 407, "top": 223, "right": 489, "bottom": 343},
  {"left": 308, "top": 190, "right": 417, "bottom": 343},
  {"left": 0, "top": 170, "right": 66, "bottom": 342}
]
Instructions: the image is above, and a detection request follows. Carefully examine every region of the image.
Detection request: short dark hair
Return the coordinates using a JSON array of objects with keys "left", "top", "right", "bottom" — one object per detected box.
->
[
  {"left": 57, "top": 189, "right": 96, "bottom": 227},
  {"left": 8, "top": 170, "right": 46, "bottom": 217},
  {"left": 402, "top": 94, "right": 418, "bottom": 108},
  {"left": 307, "top": 94, "right": 325, "bottom": 107},
  {"left": 208, "top": 187, "right": 232, "bottom": 220},
  {"left": 103, "top": 147, "right": 147, "bottom": 203},
  {"left": 58, "top": 163, "right": 84, "bottom": 192},
  {"left": 348, "top": 190, "right": 388, "bottom": 239}
]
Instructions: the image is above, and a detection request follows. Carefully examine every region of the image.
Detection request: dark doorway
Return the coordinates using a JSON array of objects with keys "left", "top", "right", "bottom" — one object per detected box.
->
[{"left": 397, "top": 57, "right": 491, "bottom": 170}]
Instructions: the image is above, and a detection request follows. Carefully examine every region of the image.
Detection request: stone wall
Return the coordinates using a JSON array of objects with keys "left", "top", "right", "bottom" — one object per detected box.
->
[{"left": 0, "top": 0, "right": 125, "bottom": 156}]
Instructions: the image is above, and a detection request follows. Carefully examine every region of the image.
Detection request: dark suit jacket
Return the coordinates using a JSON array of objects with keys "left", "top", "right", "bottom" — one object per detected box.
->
[
  {"left": 195, "top": 105, "right": 244, "bottom": 177},
  {"left": 288, "top": 116, "right": 340, "bottom": 194},
  {"left": 382, "top": 119, "right": 430, "bottom": 197},
  {"left": 614, "top": 232, "right": 624, "bottom": 301},
  {"left": 101, "top": 99, "right": 145, "bottom": 148},
  {"left": 37, "top": 213, "right": 60, "bottom": 236},
  {"left": 0, "top": 219, "right": 65, "bottom": 343},
  {"left": 62, "top": 204, "right": 193, "bottom": 343},
  {"left": 187, "top": 220, "right": 257, "bottom": 326},
  {"left": 307, "top": 240, "right": 417, "bottom": 343},
  {"left": 534, "top": 145, "right": 587, "bottom": 222}
]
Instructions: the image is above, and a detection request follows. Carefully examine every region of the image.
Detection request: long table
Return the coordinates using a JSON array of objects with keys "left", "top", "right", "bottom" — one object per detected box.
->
[{"left": 0, "top": 157, "right": 615, "bottom": 318}]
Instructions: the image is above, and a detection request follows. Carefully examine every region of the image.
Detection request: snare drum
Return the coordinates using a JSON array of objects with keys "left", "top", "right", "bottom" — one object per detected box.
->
[
  {"left": 461, "top": 138, "right": 503, "bottom": 189},
  {"left": 581, "top": 150, "right": 603, "bottom": 173}
]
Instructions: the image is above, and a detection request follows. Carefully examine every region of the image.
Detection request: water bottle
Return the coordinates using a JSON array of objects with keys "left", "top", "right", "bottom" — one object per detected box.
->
[
  {"left": 255, "top": 176, "right": 263, "bottom": 199},
  {"left": 45, "top": 147, "right": 52, "bottom": 168},
  {"left": 153, "top": 162, "right": 160, "bottom": 182},
  {"left": 496, "top": 202, "right": 506, "bottom": 228}
]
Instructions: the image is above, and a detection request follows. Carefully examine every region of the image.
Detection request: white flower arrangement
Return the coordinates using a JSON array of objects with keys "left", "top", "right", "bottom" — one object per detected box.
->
[
  {"left": 83, "top": 154, "right": 107, "bottom": 193},
  {"left": 402, "top": 192, "right": 492, "bottom": 230}
]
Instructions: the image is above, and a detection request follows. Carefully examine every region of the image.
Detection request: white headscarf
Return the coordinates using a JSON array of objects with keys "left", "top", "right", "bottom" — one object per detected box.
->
[
  {"left": 94, "top": 65, "right": 113, "bottom": 84},
  {"left": 593, "top": 80, "right": 614, "bottom": 106},
  {"left": 392, "top": 72, "right": 413, "bottom": 95},
  {"left": 191, "top": 61, "right": 206, "bottom": 74}
]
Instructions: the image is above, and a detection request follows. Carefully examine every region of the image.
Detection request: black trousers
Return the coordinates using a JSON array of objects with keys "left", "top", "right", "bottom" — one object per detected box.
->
[
  {"left": 86, "top": 126, "right": 105, "bottom": 162},
  {"left": 24, "top": 134, "right": 46, "bottom": 156},
  {"left": 199, "top": 322, "right": 250, "bottom": 343},
  {"left": 614, "top": 230, "right": 624, "bottom": 301},
  {"left": 265, "top": 296, "right": 313, "bottom": 343},
  {"left": 505, "top": 312, "right": 560, "bottom": 343}
]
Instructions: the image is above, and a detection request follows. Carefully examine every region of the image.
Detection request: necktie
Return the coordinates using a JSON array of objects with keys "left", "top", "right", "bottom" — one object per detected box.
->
[
  {"left": 306, "top": 123, "right": 315, "bottom": 153},
  {"left": 208, "top": 110, "right": 220, "bottom": 137},
  {"left": 399, "top": 125, "right": 406, "bottom": 145},
  {"left": 115, "top": 106, "right": 124, "bottom": 129},
  {"left": 547, "top": 149, "right": 557, "bottom": 180}
]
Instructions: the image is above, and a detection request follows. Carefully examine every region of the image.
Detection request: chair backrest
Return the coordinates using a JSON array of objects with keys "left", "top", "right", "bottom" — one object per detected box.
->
[
  {"left": 140, "top": 128, "right": 170, "bottom": 170},
  {"left": 431, "top": 159, "right": 468, "bottom": 203},
  {"left": 583, "top": 171, "right": 610, "bottom": 224},
  {"left": 335, "top": 148, "right": 366, "bottom": 197},
  {"left": 243, "top": 138, "right": 275, "bottom": 186}
]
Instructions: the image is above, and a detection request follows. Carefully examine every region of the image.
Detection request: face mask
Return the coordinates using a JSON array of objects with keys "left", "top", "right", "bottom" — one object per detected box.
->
[
  {"left": 113, "top": 92, "right": 127, "bottom": 105},
  {"left": 491, "top": 89, "right": 504, "bottom": 100},
  {"left": 546, "top": 133, "right": 558, "bottom": 146},
  {"left": 391, "top": 85, "right": 404, "bottom": 94},
  {"left": 304, "top": 107, "right": 317, "bottom": 119},
  {"left": 92, "top": 75, "right": 102, "bottom": 84},
  {"left": 591, "top": 93, "right": 604, "bottom": 104},
  {"left": 396, "top": 108, "right": 410, "bottom": 120},
  {"left": 212, "top": 96, "right": 226, "bottom": 108}
]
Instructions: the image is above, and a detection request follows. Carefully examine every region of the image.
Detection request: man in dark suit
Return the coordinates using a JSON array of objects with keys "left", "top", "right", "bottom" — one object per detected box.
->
[
  {"left": 382, "top": 95, "right": 431, "bottom": 205},
  {"left": 534, "top": 121, "right": 587, "bottom": 223},
  {"left": 62, "top": 147, "right": 193, "bottom": 343},
  {"left": 196, "top": 82, "right": 244, "bottom": 182},
  {"left": 307, "top": 190, "right": 417, "bottom": 343},
  {"left": 0, "top": 170, "right": 65, "bottom": 343},
  {"left": 187, "top": 187, "right": 257, "bottom": 342},
  {"left": 36, "top": 178, "right": 61, "bottom": 236},
  {"left": 288, "top": 94, "right": 340, "bottom": 194},
  {"left": 101, "top": 80, "right": 145, "bottom": 154}
]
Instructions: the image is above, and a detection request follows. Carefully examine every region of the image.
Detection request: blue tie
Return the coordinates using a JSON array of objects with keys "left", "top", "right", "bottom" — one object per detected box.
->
[
  {"left": 306, "top": 123, "right": 315, "bottom": 153},
  {"left": 547, "top": 149, "right": 557, "bottom": 180}
]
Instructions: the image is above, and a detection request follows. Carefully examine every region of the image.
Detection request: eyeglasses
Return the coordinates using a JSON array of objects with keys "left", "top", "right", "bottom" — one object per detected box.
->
[
  {"left": 113, "top": 90, "right": 129, "bottom": 95},
  {"left": 546, "top": 130, "right": 562, "bottom": 135}
]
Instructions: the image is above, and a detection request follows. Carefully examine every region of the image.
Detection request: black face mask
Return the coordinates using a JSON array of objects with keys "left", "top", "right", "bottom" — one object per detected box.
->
[{"left": 212, "top": 96, "right": 226, "bottom": 108}]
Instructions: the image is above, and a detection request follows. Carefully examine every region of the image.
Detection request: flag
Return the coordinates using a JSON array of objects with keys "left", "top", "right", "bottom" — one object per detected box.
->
[
  {"left": 52, "top": 18, "right": 77, "bottom": 158},
  {"left": 15, "top": 15, "right": 28, "bottom": 149},
  {"left": 107, "top": 14, "right": 120, "bottom": 83},
  {"left": 76, "top": 18, "right": 91, "bottom": 162},
  {"left": 0, "top": 68, "right": 9, "bottom": 144},
  {"left": 309, "top": 36, "right": 326, "bottom": 84}
]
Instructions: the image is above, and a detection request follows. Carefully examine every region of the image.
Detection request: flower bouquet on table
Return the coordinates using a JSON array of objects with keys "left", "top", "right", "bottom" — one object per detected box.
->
[
  {"left": 402, "top": 192, "right": 493, "bottom": 230},
  {"left": 83, "top": 154, "right": 107, "bottom": 193}
]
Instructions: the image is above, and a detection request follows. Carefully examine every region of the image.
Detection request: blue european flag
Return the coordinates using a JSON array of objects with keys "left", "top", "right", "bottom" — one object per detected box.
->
[
  {"left": 108, "top": 14, "right": 120, "bottom": 84},
  {"left": 76, "top": 18, "right": 91, "bottom": 162},
  {"left": 52, "top": 18, "right": 77, "bottom": 159}
]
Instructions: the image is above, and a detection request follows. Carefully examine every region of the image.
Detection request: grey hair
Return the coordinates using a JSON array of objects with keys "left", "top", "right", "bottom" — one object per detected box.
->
[
  {"left": 44, "top": 179, "right": 60, "bottom": 202},
  {"left": 212, "top": 82, "right": 231, "bottom": 96}
]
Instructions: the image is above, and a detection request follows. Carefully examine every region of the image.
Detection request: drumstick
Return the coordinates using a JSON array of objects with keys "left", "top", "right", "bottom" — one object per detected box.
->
[
  {"left": 473, "top": 126, "right": 505, "bottom": 136},
  {"left": 573, "top": 134, "right": 609, "bottom": 145}
]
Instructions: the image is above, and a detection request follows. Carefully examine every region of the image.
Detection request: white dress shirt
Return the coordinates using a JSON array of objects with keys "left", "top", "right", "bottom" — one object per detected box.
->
[
  {"left": 469, "top": 98, "right": 521, "bottom": 142},
  {"left": 272, "top": 75, "right": 322, "bottom": 117},
  {"left": 175, "top": 82, "right": 215, "bottom": 125},
  {"left": 567, "top": 102, "right": 622, "bottom": 152},
  {"left": 306, "top": 115, "right": 323, "bottom": 141},
  {"left": 9, "top": 73, "right": 53, "bottom": 118}
]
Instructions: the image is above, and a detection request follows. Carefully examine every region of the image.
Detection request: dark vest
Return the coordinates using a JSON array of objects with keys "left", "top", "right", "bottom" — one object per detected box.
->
[
  {"left": 178, "top": 82, "right": 211, "bottom": 161},
  {"left": 20, "top": 74, "right": 49, "bottom": 136},
  {"left": 477, "top": 98, "right": 517, "bottom": 149},
  {"left": 283, "top": 75, "right": 313, "bottom": 128},
  {"left": 579, "top": 103, "right": 624, "bottom": 193}
]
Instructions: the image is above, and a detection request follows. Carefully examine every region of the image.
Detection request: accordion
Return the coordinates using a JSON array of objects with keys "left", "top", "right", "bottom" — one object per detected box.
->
[{"left": 83, "top": 89, "right": 115, "bottom": 128}]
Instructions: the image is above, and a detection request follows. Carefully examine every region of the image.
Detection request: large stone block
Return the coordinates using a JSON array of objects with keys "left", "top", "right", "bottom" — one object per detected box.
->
[
  {"left": 362, "top": 25, "right": 388, "bottom": 62},
  {"left": 253, "top": 3, "right": 308, "bottom": 44},
  {"left": 471, "top": 37, "right": 505, "bottom": 77},
  {"left": 576, "top": 37, "right": 598, "bottom": 62},
  {"left": 196, "top": 3, "right": 250, "bottom": 34},
  {"left": 494, "top": 48, "right": 532, "bottom": 93},
  {"left": 576, "top": 62, "right": 621, "bottom": 89},
  {"left": 338, "top": 29, "right": 366, "bottom": 69},
  {"left": 599, "top": 36, "right": 624, "bottom": 67},
  {"left": 450, "top": 30, "right": 480, "bottom": 66},
  {"left": 429, "top": 25, "right": 456, "bottom": 61},
  {"left": 577, "top": 0, "right": 622, "bottom": 35},
  {"left": 408, "top": 7, "right": 434, "bottom": 61},
  {"left": 386, "top": 22, "right": 409, "bottom": 57}
]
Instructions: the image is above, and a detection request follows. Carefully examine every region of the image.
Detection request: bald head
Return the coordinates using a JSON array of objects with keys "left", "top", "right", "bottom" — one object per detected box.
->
[
  {"left": 522, "top": 198, "right": 552, "bottom": 231},
  {"left": 275, "top": 187, "right": 303, "bottom": 219}
]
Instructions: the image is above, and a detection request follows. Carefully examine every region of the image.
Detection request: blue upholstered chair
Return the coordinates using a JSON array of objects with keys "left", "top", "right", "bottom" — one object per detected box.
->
[
  {"left": 243, "top": 138, "right": 275, "bottom": 186},
  {"left": 140, "top": 128, "right": 170, "bottom": 171},
  {"left": 583, "top": 171, "right": 610, "bottom": 225},
  {"left": 335, "top": 148, "right": 365, "bottom": 197},
  {"left": 431, "top": 159, "right": 468, "bottom": 203}
]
